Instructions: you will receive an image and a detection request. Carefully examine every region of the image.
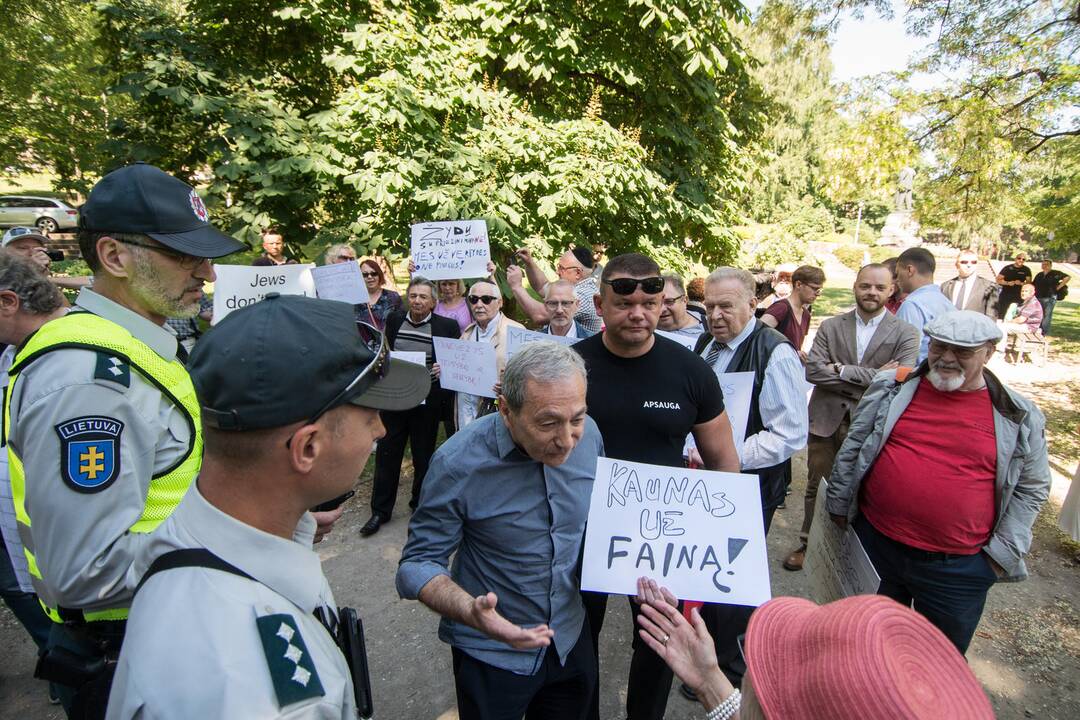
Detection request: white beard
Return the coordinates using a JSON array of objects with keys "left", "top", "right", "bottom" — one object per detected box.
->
[{"left": 928, "top": 366, "right": 965, "bottom": 392}]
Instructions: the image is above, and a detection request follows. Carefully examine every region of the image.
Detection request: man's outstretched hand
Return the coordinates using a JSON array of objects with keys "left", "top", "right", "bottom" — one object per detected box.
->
[{"left": 469, "top": 592, "right": 553, "bottom": 649}]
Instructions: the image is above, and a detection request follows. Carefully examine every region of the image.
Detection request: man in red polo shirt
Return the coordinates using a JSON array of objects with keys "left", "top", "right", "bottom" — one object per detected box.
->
[{"left": 825, "top": 311, "right": 1050, "bottom": 653}]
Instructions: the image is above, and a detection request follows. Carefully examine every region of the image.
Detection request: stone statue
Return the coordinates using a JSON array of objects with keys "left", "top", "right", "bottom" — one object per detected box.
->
[{"left": 895, "top": 166, "right": 916, "bottom": 212}]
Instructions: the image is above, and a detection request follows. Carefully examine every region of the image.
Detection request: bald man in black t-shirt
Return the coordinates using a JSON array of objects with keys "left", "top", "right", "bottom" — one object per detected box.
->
[{"left": 573, "top": 253, "right": 739, "bottom": 720}]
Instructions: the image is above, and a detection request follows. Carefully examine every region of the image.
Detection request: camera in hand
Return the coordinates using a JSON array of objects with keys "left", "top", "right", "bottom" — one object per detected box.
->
[{"left": 46, "top": 250, "right": 65, "bottom": 261}]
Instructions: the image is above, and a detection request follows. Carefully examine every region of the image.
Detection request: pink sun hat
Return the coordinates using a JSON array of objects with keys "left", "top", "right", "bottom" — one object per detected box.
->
[{"left": 745, "top": 595, "right": 995, "bottom": 719}]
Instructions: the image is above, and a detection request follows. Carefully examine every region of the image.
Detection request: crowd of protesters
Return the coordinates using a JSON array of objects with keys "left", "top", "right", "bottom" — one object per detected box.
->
[{"left": 0, "top": 170, "right": 1067, "bottom": 720}]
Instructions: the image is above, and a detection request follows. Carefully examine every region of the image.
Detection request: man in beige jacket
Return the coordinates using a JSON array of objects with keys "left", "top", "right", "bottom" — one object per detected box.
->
[{"left": 784, "top": 263, "right": 919, "bottom": 570}]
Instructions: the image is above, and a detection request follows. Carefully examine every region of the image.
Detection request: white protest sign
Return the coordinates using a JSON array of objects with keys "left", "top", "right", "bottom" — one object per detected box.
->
[
  {"left": 804, "top": 479, "right": 880, "bottom": 604},
  {"left": 684, "top": 371, "right": 755, "bottom": 462},
  {"left": 311, "top": 262, "right": 369, "bottom": 305},
  {"left": 432, "top": 337, "right": 498, "bottom": 398},
  {"left": 211, "top": 264, "right": 316, "bottom": 324},
  {"left": 410, "top": 220, "right": 491, "bottom": 280},
  {"left": 391, "top": 351, "right": 427, "bottom": 366},
  {"left": 505, "top": 326, "right": 577, "bottom": 360},
  {"left": 655, "top": 329, "right": 698, "bottom": 351},
  {"left": 582, "top": 457, "right": 771, "bottom": 606}
]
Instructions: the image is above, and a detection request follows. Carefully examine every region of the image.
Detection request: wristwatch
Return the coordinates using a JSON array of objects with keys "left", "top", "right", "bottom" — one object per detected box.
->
[{"left": 832, "top": 362, "right": 843, "bottom": 375}]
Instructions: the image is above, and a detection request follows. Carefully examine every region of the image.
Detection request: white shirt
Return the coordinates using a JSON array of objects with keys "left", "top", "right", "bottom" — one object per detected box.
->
[
  {"left": 855, "top": 308, "right": 887, "bottom": 363},
  {"left": 107, "top": 486, "right": 356, "bottom": 720},
  {"left": 700, "top": 319, "right": 808, "bottom": 470},
  {"left": 456, "top": 314, "right": 503, "bottom": 430},
  {"left": 950, "top": 275, "right": 974, "bottom": 309}
]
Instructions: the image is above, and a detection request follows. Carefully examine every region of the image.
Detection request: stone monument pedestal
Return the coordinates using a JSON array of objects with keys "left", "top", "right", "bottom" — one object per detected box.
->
[{"left": 877, "top": 211, "right": 922, "bottom": 248}]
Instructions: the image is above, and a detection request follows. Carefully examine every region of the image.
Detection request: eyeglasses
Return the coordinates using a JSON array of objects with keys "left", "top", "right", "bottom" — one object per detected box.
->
[
  {"left": 468, "top": 295, "right": 498, "bottom": 305},
  {"left": 120, "top": 239, "right": 208, "bottom": 270},
  {"left": 603, "top": 276, "right": 665, "bottom": 295},
  {"left": 304, "top": 322, "right": 388, "bottom": 427},
  {"left": 557, "top": 264, "right": 585, "bottom": 275},
  {"left": 361, "top": 271, "right": 380, "bottom": 278},
  {"left": 544, "top": 300, "right": 575, "bottom": 309},
  {"left": 662, "top": 294, "right": 685, "bottom": 308},
  {"left": 928, "top": 340, "right": 981, "bottom": 360}
]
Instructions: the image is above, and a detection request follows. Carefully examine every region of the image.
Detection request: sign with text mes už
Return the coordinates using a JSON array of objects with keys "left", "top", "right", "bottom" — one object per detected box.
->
[{"left": 582, "top": 457, "right": 771, "bottom": 606}]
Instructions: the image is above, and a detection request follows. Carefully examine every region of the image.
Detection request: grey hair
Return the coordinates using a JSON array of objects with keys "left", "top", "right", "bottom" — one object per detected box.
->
[
  {"left": 0, "top": 250, "right": 64, "bottom": 315},
  {"left": 543, "top": 279, "right": 577, "bottom": 300},
  {"left": 323, "top": 243, "right": 356, "bottom": 264},
  {"left": 705, "top": 267, "right": 755, "bottom": 299},
  {"left": 661, "top": 273, "right": 686, "bottom": 295},
  {"left": 501, "top": 342, "right": 586, "bottom": 411},
  {"left": 407, "top": 276, "right": 437, "bottom": 296}
]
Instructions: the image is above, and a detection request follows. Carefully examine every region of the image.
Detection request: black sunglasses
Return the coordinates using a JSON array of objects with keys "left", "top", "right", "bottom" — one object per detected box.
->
[
  {"left": 468, "top": 295, "right": 498, "bottom": 305},
  {"left": 120, "top": 239, "right": 208, "bottom": 270},
  {"left": 603, "top": 276, "right": 665, "bottom": 295},
  {"left": 301, "top": 322, "right": 388, "bottom": 429}
]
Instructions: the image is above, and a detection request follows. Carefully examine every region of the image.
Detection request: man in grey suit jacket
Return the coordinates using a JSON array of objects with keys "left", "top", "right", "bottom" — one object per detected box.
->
[
  {"left": 783, "top": 263, "right": 920, "bottom": 570},
  {"left": 939, "top": 250, "right": 999, "bottom": 318}
]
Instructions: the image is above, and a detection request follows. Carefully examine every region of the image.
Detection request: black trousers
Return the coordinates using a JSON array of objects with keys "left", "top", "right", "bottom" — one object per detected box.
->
[
  {"left": 701, "top": 505, "right": 777, "bottom": 685},
  {"left": 582, "top": 591, "right": 675, "bottom": 720},
  {"left": 371, "top": 397, "right": 442, "bottom": 518},
  {"left": 452, "top": 624, "right": 596, "bottom": 720}
]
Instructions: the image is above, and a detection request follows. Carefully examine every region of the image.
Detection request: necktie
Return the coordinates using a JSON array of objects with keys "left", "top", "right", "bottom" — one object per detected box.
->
[
  {"left": 954, "top": 278, "right": 967, "bottom": 309},
  {"left": 704, "top": 341, "right": 724, "bottom": 367}
]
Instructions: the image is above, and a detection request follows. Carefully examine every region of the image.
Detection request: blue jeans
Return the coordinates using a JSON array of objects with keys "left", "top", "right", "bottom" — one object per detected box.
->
[
  {"left": 1038, "top": 296, "right": 1056, "bottom": 335},
  {"left": 855, "top": 515, "right": 997, "bottom": 654}
]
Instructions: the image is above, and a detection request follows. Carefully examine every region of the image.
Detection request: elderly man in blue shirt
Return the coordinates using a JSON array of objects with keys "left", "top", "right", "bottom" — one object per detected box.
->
[
  {"left": 396, "top": 341, "right": 604, "bottom": 720},
  {"left": 894, "top": 247, "right": 957, "bottom": 363}
]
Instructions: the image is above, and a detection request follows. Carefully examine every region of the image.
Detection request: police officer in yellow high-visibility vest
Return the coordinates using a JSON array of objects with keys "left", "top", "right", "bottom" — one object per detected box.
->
[{"left": 4, "top": 163, "right": 243, "bottom": 717}]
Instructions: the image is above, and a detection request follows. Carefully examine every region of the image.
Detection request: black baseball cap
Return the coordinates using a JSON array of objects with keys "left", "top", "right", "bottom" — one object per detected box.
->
[
  {"left": 80, "top": 163, "right": 245, "bottom": 258},
  {"left": 188, "top": 294, "right": 431, "bottom": 431}
]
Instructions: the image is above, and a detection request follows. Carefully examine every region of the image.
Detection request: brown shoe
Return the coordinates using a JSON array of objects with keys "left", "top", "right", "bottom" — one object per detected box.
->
[{"left": 783, "top": 545, "right": 806, "bottom": 571}]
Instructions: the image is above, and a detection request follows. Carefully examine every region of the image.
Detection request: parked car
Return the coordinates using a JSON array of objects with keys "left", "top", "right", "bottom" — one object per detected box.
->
[{"left": 0, "top": 195, "right": 80, "bottom": 233}]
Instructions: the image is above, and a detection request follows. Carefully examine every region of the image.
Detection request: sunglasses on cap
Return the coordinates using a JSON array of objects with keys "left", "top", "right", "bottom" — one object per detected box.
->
[
  {"left": 302, "top": 321, "right": 389, "bottom": 428},
  {"left": 603, "top": 276, "right": 665, "bottom": 295},
  {"left": 468, "top": 295, "right": 498, "bottom": 305}
]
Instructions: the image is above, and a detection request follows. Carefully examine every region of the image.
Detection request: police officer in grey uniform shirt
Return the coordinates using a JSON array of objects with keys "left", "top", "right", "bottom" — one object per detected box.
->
[
  {"left": 107, "top": 295, "right": 430, "bottom": 719},
  {"left": 4, "top": 164, "right": 244, "bottom": 715}
]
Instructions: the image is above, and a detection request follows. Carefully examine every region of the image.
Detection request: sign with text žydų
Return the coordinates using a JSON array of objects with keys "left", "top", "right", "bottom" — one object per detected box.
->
[
  {"left": 410, "top": 220, "right": 491, "bottom": 280},
  {"left": 804, "top": 479, "right": 880, "bottom": 604},
  {"left": 431, "top": 337, "right": 498, "bottom": 398},
  {"left": 310, "top": 262, "right": 370, "bottom": 305},
  {"left": 211, "top": 264, "right": 316, "bottom": 324},
  {"left": 505, "top": 326, "right": 577, "bottom": 361},
  {"left": 582, "top": 457, "right": 771, "bottom": 606}
]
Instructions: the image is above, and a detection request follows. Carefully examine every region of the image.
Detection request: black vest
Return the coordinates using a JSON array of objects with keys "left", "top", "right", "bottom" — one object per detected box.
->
[{"left": 694, "top": 323, "right": 793, "bottom": 510}]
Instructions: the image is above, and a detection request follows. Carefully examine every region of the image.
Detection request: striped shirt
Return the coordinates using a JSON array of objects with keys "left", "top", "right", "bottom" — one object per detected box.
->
[
  {"left": 573, "top": 277, "right": 602, "bottom": 333},
  {"left": 394, "top": 313, "right": 435, "bottom": 365}
]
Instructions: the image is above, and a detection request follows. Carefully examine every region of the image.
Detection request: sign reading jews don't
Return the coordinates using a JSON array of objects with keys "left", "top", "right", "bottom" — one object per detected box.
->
[
  {"left": 804, "top": 479, "right": 880, "bottom": 604},
  {"left": 582, "top": 458, "right": 771, "bottom": 606},
  {"left": 211, "top": 264, "right": 317, "bottom": 324},
  {"left": 431, "top": 336, "right": 498, "bottom": 398},
  {"left": 410, "top": 220, "right": 491, "bottom": 281},
  {"left": 505, "top": 326, "right": 577, "bottom": 360}
]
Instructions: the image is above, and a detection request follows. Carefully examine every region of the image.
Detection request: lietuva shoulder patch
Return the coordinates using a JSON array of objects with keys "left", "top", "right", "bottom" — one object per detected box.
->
[
  {"left": 93, "top": 352, "right": 130, "bottom": 388},
  {"left": 256, "top": 613, "right": 326, "bottom": 708}
]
